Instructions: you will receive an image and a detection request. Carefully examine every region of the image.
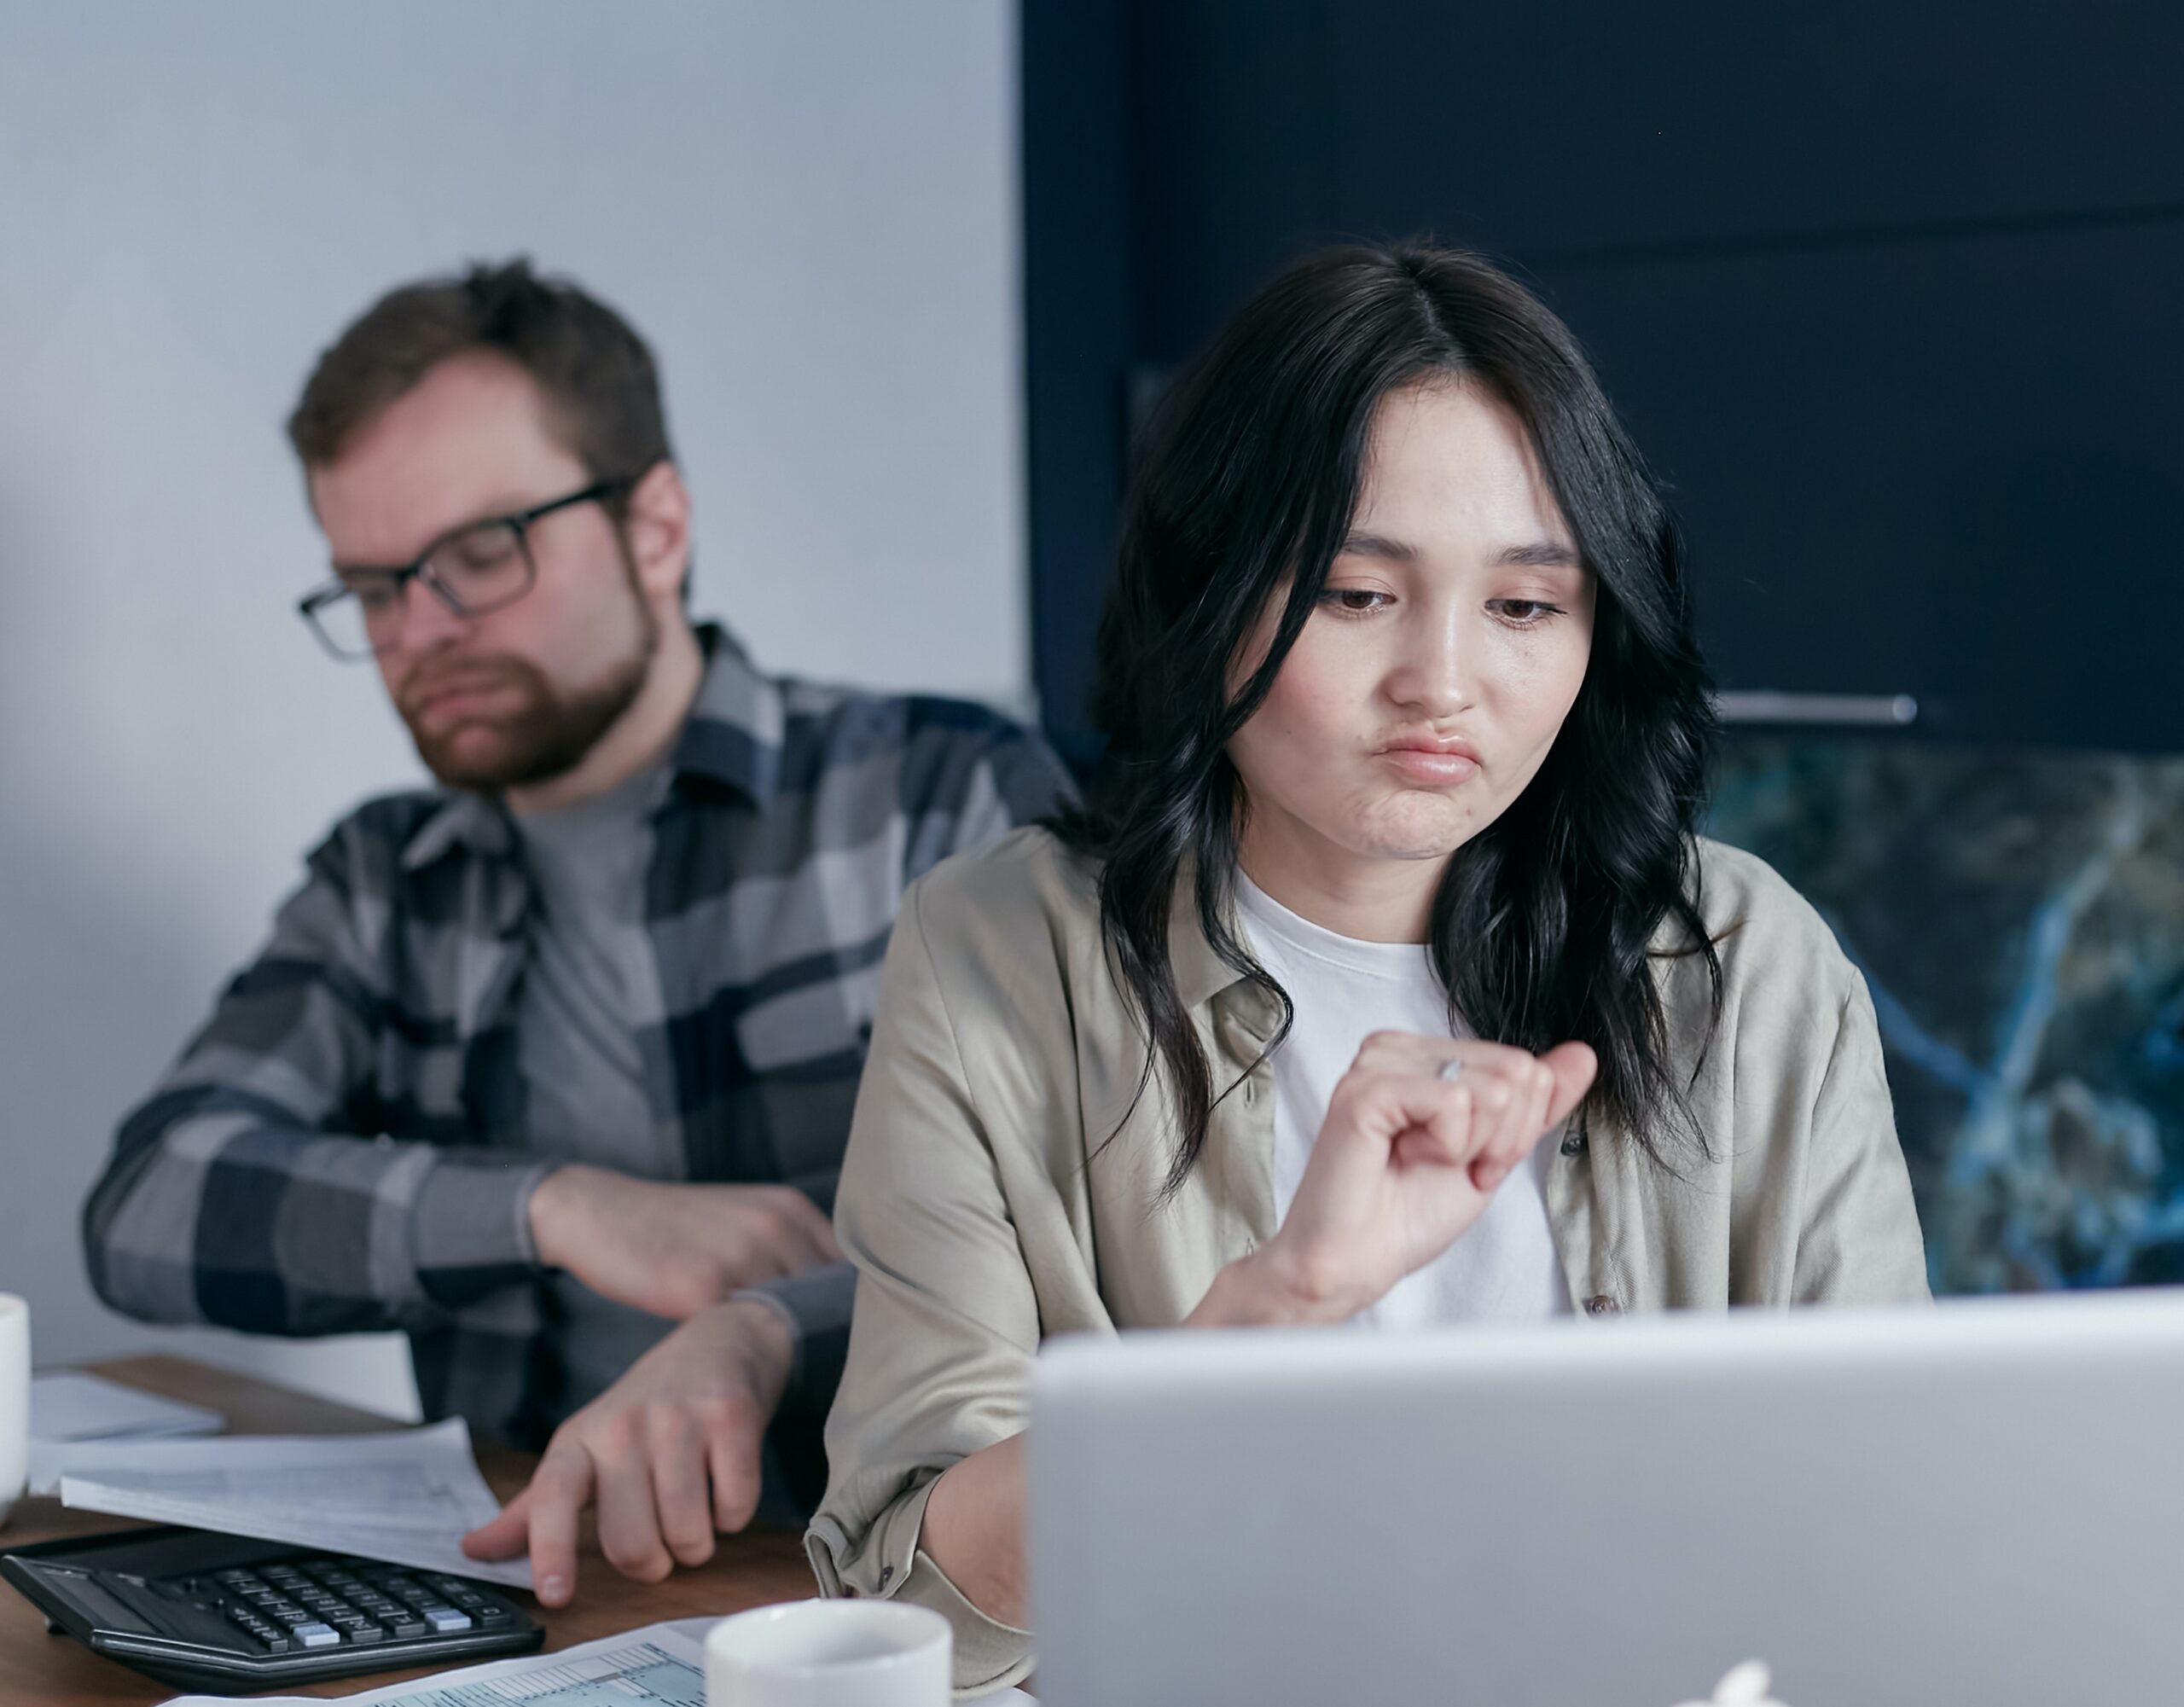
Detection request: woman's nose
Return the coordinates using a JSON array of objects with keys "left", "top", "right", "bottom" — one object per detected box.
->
[{"left": 1385, "top": 609, "right": 1472, "bottom": 717}]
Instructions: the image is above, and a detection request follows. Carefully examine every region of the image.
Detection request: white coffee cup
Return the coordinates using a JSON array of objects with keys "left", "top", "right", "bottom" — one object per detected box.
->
[
  {"left": 0, "top": 1294, "right": 28, "bottom": 1532},
  {"left": 705, "top": 1600, "right": 951, "bottom": 1707}
]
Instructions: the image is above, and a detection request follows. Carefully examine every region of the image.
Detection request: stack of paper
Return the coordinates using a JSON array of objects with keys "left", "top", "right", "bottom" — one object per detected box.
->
[
  {"left": 54, "top": 1417, "right": 531, "bottom": 1590},
  {"left": 31, "top": 1372, "right": 224, "bottom": 1445},
  {"left": 27, "top": 1372, "right": 227, "bottom": 1502}
]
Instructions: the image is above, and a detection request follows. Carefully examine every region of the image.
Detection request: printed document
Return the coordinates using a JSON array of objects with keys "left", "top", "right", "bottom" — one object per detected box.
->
[
  {"left": 53, "top": 1417, "right": 531, "bottom": 1588},
  {"left": 151, "top": 1617, "right": 1038, "bottom": 1706},
  {"left": 30, "top": 1371, "right": 224, "bottom": 1443}
]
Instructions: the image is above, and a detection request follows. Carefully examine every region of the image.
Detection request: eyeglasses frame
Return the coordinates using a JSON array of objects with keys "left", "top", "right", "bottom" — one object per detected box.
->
[{"left": 295, "top": 476, "right": 637, "bottom": 661}]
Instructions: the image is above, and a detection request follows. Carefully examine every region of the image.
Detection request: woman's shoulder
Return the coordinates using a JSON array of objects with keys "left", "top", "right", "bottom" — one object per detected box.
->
[
  {"left": 901, "top": 824, "right": 1106, "bottom": 968},
  {"left": 1678, "top": 835, "right": 1860, "bottom": 1007}
]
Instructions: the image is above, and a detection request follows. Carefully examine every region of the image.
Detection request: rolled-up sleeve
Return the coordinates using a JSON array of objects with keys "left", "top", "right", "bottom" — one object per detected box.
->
[{"left": 806, "top": 878, "right": 1044, "bottom": 1696}]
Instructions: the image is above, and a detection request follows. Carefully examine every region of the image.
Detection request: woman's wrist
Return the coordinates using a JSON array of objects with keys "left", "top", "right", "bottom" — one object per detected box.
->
[{"left": 1186, "top": 1241, "right": 1363, "bottom": 1328}]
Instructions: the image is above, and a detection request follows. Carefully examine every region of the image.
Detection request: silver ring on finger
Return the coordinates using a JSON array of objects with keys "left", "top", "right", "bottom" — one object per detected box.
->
[{"left": 1437, "top": 1056, "right": 1466, "bottom": 1083}]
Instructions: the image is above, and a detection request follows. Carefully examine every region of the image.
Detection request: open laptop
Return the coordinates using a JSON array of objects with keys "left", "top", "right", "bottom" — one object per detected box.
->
[{"left": 1027, "top": 1290, "right": 2184, "bottom": 1707}]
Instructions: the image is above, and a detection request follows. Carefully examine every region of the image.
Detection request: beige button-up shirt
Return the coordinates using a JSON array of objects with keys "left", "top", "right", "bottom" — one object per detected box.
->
[{"left": 807, "top": 827, "right": 1929, "bottom": 1695}]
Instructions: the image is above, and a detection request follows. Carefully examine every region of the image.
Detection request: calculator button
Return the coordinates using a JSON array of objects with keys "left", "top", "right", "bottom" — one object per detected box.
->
[
  {"left": 222, "top": 1611, "right": 287, "bottom": 1652},
  {"left": 475, "top": 1605, "right": 513, "bottom": 1626},
  {"left": 293, "top": 1623, "right": 342, "bottom": 1649},
  {"left": 422, "top": 1606, "right": 473, "bottom": 1633}
]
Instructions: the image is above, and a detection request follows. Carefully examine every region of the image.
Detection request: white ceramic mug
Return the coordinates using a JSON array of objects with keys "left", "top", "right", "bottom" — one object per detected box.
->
[
  {"left": 705, "top": 1600, "right": 951, "bottom": 1707},
  {"left": 0, "top": 1294, "right": 28, "bottom": 1532}
]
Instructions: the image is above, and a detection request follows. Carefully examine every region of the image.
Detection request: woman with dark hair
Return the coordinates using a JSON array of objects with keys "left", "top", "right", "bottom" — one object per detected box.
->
[{"left": 806, "top": 242, "right": 1927, "bottom": 1693}]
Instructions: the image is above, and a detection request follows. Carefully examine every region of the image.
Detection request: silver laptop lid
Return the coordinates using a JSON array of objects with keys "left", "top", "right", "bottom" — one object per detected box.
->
[{"left": 1028, "top": 1291, "right": 2184, "bottom": 1707}]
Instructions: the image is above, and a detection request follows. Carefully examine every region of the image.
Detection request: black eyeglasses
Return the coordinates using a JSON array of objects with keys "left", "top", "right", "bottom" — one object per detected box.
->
[{"left": 296, "top": 478, "right": 636, "bottom": 661}]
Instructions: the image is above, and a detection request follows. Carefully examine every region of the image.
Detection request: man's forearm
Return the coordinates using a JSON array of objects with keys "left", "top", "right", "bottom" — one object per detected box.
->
[{"left": 86, "top": 1089, "right": 551, "bottom": 1333}]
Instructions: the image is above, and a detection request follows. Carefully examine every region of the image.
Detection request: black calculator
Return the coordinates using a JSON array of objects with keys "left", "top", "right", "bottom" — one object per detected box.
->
[{"left": 1, "top": 1524, "right": 543, "bottom": 1693}]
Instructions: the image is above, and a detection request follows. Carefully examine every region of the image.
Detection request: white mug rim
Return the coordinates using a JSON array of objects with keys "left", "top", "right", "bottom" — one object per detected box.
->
[{"left": 706, "top": 1600, "right": 949, "bottom": 1680}]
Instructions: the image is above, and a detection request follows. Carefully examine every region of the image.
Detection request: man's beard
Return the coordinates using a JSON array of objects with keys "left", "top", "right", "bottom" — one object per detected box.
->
[{"left": 397, "top": 601, "right": 659, "bottom": 793}]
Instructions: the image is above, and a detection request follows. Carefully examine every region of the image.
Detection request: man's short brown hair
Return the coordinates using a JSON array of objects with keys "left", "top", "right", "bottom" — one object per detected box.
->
[{"left": 287, "top": 258, "right": 674, "bottom": 499}]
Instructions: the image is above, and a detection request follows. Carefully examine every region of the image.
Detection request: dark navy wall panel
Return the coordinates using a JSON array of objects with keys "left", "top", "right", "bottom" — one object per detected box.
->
[
  {"left": 1026, "top": 0, "right": 2184, "bottom": 756},
  {"left": 1129, "top": 0, "right": 2184, "bottom": 358},
  {"left": 1537, "top": 221, "right": 2184, "bottom": 751},
  {"left": 1022, "top": 1, "right": 1136, "bottom": 764}
]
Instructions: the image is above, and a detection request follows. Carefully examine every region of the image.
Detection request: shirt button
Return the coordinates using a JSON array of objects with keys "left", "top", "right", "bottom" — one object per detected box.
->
[{"left": 1583, "top": 1294, "right": 1620, "bottom": 1317}]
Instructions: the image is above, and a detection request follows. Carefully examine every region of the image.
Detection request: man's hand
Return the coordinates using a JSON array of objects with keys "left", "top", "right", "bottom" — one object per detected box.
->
[
  {"left": 528, "top": 1165, "right": 839, "bottom": 1320},
  {"left": 461, "top": 1298, "right": 795, "bottom": 1605}
]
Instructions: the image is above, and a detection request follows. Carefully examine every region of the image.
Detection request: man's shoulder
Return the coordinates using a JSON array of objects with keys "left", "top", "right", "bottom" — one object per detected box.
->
[
  {"left": 770, "top": 675, "right": 1046, "bottom": 765},
  {"left": 749, "top": 669, "right": 1072, "bottom": 826},
  {"left": 338, "top": 785, "right": 453, "bottom": 839},
  {"left": 305, "top": 787, "right": 465, "bottom": 886}
]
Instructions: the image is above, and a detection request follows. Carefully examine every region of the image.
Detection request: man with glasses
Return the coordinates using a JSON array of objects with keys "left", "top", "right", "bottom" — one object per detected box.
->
[{"left": 83, "top": 260, "right": 1072, "bottom": 1606}]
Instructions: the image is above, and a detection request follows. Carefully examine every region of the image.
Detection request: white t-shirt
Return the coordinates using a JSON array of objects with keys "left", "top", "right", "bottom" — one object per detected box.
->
[{"left": 1235, "top": 872, "right": 1571, "bottom": 1327}]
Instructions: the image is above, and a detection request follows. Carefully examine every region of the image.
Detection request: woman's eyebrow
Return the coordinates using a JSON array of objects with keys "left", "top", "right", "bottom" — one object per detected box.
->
[
  {"left": 1496, "top": 540, "right": 1582, "bottom": 567},
  {"left": 1335, "top": 530, "right": 1415, "bottom": 560},
  {"left": 1337, "top": 533, "right": 1581, "bottom": 567}
]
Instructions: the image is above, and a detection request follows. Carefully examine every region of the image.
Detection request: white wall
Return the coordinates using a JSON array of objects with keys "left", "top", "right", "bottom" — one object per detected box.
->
[{"left": 0, "top": 1, "right": 1025, "bottom": 1417}]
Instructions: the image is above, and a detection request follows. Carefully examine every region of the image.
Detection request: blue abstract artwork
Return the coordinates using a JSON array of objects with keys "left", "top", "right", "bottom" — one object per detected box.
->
[{"left": 1705, "top": 734, "right": 2184, "bottom": 1296}]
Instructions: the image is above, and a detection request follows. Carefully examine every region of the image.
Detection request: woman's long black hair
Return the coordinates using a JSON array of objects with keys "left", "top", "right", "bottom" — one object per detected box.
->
[{"left": 1051, "top": 241, "right": 1722, "bottom": 1190}]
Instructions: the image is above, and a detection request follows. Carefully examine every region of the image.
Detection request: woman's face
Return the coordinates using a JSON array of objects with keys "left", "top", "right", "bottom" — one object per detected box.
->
[{"left": 1228, "top": 380, "right": 1596, "bottom": 904}]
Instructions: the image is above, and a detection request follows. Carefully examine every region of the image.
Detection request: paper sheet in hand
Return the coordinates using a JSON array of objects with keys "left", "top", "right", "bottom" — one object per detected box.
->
[
  {"left": 149, "top": 1617, "right": 1040, "bottom": 1706},
  {"left": 31, "top": 1372, "right": 224, "bottom": 1443},
  {"left": 54, "top": 1417, "right": 531, "bottom": 1589}
]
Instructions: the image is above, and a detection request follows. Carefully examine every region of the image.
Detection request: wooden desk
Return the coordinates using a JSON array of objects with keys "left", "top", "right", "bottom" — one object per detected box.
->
[{"left": 1, "top": 1356, "right": 816, "bottom": 1703}]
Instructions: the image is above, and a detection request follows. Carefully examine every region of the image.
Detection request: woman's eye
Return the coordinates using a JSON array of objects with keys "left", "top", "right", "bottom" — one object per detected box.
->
[
  {"left": 1319, "top": 588, "right": 1391, "bottom": 615},
  {"left": 1491, "top": 599, "right": 1563, "bottom": 626}
]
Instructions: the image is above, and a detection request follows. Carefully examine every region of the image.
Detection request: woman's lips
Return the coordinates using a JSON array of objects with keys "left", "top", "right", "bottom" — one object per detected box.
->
[{"left": 1377, "top": 745, "right": 1480, "bottom": 785}]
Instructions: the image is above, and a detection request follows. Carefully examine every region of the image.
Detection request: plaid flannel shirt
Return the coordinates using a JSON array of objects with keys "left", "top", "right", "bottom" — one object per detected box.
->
[{"left": 84, "top": 626, "right": 1072, "bottom": 1449}]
